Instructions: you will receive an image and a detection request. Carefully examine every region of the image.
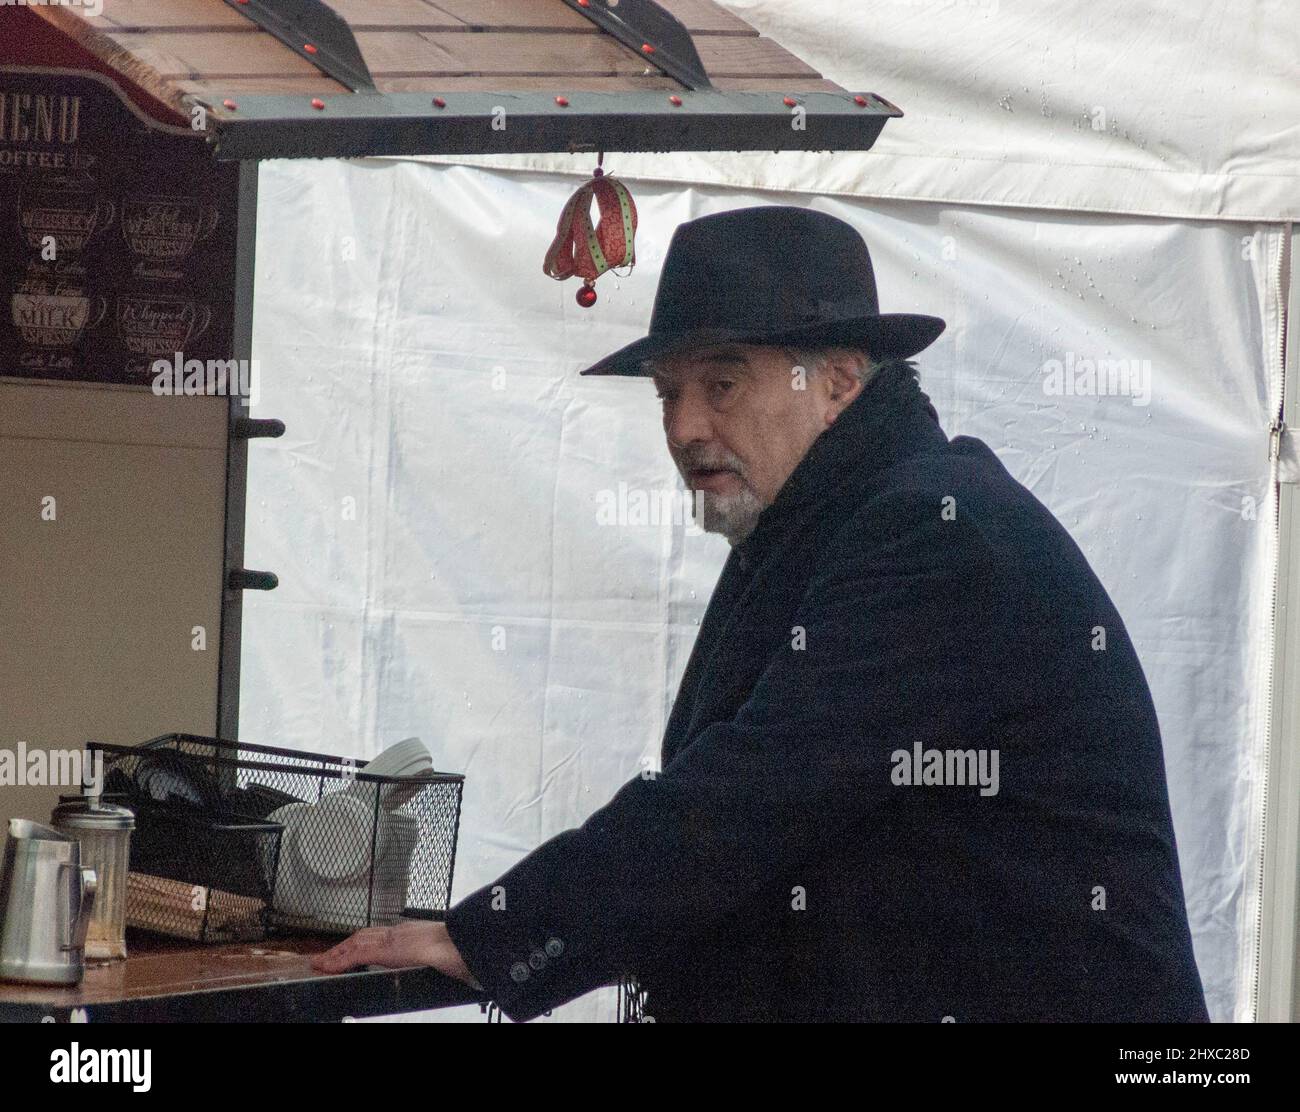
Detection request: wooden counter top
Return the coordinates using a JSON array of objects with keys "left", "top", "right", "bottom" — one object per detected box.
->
[{"left": 0, "top": 931, "right": 486, "bottom": 1022}]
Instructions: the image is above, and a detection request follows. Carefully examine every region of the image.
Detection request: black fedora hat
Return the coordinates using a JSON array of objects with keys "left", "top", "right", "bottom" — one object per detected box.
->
[{"left": 578, "top": 205, "right": 945, "bottom": 376}]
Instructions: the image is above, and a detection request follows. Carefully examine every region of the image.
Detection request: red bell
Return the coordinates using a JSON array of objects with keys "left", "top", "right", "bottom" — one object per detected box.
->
[{"left": 577, "top": 284, "right": 598, "bottom": 308}]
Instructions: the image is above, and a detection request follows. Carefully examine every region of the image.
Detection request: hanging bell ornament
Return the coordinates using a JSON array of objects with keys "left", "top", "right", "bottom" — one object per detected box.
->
[{"left": 543, "top": 157, "right": 637, "bottom": 309}]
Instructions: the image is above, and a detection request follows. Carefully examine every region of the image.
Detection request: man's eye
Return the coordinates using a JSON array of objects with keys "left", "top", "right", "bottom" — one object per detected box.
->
[{"left": 711, "top": 380, "right": 735, "bottom": 395}]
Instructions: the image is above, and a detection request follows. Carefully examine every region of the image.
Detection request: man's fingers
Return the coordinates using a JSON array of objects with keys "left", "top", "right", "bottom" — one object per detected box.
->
[{"left": 312, "top": 928, "right": 384, "bottom": 973}]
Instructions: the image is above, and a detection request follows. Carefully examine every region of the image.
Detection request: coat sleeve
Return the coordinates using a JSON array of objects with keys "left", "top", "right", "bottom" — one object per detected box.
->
[{"left": 443, "top": 486, "right": 993, "bottom": 1020}]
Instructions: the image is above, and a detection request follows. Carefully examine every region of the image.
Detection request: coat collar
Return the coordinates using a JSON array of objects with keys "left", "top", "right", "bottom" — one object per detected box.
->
[{"left": 732, "top": 360, "right": 948, "bottom": 563}]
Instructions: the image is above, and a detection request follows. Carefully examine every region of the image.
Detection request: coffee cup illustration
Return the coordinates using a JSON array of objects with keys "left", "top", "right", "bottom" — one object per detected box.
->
[
  {"left": 19, "top": 178, "right": 116, "bottom": 254},
  {"left": 116, "top": 295, "right": 212, "bottom": 356},
  {"left": 122, "top": 194, "right": 220, "bottom": 261},
  {"left": 11, "top": 280, "right": 107, "bottom": 347}
]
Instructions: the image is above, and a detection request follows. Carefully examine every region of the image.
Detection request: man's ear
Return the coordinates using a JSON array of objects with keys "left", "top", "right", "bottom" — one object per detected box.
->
[{"left": 822, "top": 350, "right": 866, "bottom": 422}]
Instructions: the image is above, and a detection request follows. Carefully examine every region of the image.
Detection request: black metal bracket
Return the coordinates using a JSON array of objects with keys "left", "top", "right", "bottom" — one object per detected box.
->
[
  {"left": 232, "top": 416, "right": 286, "bottom": 439},
  {"left": 560, "top": 0, "right": 713, "bottom": 90},
  {"left": 223, "top": 0, "right": 376, "bottom": 93},
  {"left": 228, "top": 569, "right": 279, "bottom": 592}
]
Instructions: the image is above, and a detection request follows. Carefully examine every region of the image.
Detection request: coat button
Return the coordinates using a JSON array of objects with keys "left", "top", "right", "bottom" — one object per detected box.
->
[
  {"left": 529, "top": 950, "right": 547, "bottom": 970},
  {"left": 509, "top": 962, "right": 530, "bottom": 983},
  {"left": 545, "top": 937, "right": 564, "bottom": 958}
]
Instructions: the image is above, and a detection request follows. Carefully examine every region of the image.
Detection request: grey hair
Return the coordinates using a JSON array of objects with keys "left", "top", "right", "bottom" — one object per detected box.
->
[{"left": 783, "top": 346, "right": 878, "bottom": 387}]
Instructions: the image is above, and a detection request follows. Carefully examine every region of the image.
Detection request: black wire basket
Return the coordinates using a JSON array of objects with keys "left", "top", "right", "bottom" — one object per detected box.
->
[{"left": 92, "top": 733, "right": 465, "bottom": 941}]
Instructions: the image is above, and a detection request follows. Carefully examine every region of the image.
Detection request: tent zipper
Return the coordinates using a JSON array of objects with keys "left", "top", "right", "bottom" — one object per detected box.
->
[{"left": 1256, "top": 224, "right": 1291, "bottom": 1019}]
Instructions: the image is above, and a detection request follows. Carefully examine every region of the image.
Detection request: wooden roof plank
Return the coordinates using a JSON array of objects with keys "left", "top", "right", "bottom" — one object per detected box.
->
[
  {"left": 648, "top": 0, "right": 754, "bottom": 34},
  {"left": 98, "top": 29, "right": 820, "bottom": 81},
  {"left": 95, "top": 0, "right": 253, "bottom": 32},
  {"left": 98, "top": 0, "right": 466, "bottom": 32},
  {"left": 696, "top": 35, "right": 819, "bottom": 78},
  {"left": 91, "top": 0, "right": 752, "bottom": 35},
  {"left": 183, "top": 80, "right": 848, "bottom": 103},
  {"left": 417, "top": 1, "right": 590, "bottom": 31},
  {"left": 374, "top": 74, "right": 686, "bottom": 93},
  {"left": 181, "top": 74, "right": 849, "bottom": 99},
  {"left": 176, "top": 75, "right": 350, "bottom": 94},
  {"left": 103, "top": 30, "right": 327, "bottom": 80},
  {"left": 420, "top": 0, "right": 752, "bottom": 34},
  {"left": 712, "top": 76, "right": 846, "bottom": 93}
]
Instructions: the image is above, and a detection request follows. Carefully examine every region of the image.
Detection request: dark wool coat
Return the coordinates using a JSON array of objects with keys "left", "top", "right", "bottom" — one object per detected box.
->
[{"left": 445, "top": 360, "right": 1209, "bottom": 1022}]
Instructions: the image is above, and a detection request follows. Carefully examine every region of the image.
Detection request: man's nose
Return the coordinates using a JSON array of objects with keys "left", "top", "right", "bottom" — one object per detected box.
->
[{"left": 665, "top": 391, "right": 714, "bottom": 450}]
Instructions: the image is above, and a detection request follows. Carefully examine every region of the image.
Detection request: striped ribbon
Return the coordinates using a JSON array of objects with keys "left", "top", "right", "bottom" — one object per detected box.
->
[{"left": 543, "top": 172, "right": 638, "bottom": 287}]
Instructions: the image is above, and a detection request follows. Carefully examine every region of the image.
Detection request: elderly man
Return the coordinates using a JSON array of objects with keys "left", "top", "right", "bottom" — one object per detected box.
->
[{"left": 315, "top": 206, "right": 1208, "bottom": 1023}]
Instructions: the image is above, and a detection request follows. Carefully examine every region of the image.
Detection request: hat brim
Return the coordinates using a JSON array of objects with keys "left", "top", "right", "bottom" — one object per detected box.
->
[{"left": 577, "top": 314, "right": 946, "bottom": 377}]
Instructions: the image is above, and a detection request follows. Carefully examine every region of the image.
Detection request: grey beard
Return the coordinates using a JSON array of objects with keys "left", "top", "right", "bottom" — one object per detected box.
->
[{"left": 694, "top": 486, "right": 766, "bottom": 546}]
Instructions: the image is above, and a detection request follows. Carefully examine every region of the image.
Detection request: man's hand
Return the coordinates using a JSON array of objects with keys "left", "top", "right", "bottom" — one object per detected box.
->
[{"left": 310, "top": 920, "right": 482, "bottom": 989}]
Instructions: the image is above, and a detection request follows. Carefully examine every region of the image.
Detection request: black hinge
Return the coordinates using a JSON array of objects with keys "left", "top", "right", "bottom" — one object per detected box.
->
[{"left": 223, "top": 0, "right": 376, "bottom": 93}]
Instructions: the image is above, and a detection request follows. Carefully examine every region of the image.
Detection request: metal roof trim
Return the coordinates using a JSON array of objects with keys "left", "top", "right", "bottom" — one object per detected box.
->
[{"left": 197, "top": 90, "right": 901, "bottom": 161}]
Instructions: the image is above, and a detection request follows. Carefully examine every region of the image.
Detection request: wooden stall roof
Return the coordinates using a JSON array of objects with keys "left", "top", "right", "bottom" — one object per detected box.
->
[{"left": 23, "top": 0, "right": 902, "bottom": 160}]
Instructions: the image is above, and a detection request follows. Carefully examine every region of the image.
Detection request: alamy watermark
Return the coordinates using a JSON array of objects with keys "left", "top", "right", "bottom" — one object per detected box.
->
[
  {"left": 891, "top": 742, "right": 1000, "bottom": 797},
  {"left": 1041, "top": 353, "right": 1151, "bottom": 406},
  {"left": 50, "top": 1043, "right": 150, "bottom": 1092},
  {"left": 152, "top": 352, "right": 260, "bottom": 406},
  {"left": 0, "top": 744, "right": 103, "bottom": 793},
  {"left": 596, "top": 482, "right": 707, "bottom": 536}
]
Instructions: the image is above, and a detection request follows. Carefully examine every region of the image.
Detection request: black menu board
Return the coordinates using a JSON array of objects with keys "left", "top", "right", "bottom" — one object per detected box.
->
[{"left": 0, "top": 70, "right": 240, "bottom": 386}]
